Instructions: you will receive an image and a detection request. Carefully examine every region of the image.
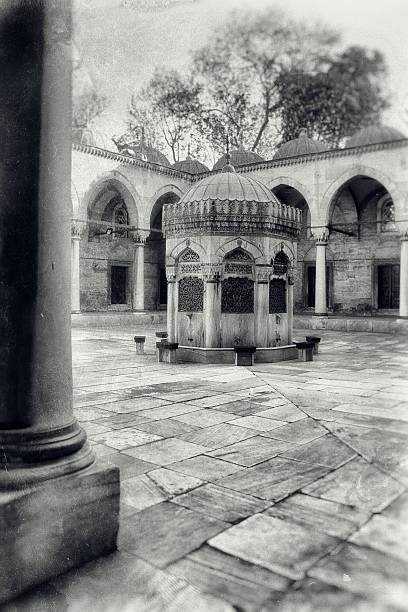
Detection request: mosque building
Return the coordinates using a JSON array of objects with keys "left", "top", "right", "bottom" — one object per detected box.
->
[{"left": 71, "top": 124, "right": 408, "bottom": 334}]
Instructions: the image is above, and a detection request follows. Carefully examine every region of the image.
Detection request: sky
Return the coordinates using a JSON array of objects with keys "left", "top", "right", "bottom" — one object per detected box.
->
[{"left": 73, "top": 0, "right": 408, "bottom": 142}]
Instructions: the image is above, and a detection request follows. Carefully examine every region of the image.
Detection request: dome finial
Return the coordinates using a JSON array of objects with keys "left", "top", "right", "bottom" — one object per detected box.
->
[
  {"left": 299, "top": 128, "right": 308, "bottom": 138},
  {"left": 187, "top": 143, "right": 192, "bottom": 160},
  {"left": 222, "top": 132, "right": 236, "bottom": 173}
]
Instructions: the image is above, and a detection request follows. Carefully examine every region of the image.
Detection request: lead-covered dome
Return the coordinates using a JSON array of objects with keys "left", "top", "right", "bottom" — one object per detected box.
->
[
  {"left": 116, "top": 141, "right": 171, "bottom": 167},
  {"left": 172, "top": 157, "right": 209, "bottom": 174},
  {"left": 72, "top": 127, "right": 118, "bottom": 152},
  {"left": 346, "top": 125, "right": 406, "bottom": 148},
  {"left": 213, "top": 146, "right": 264, "bottom": 171},
  {"left": 274, "top": 129, "right": 329, "bottom": 160},
  {"left": 178, "top": 166, "right": 276, "bottom": 205}
]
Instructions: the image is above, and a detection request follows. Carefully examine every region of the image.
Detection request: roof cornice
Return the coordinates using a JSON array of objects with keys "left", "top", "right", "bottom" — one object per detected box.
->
[
  {"left": 72, "top": 138, "right": 408, "bottom": 181},
  {"left": 233, "top": 138, "right": 408, "bottom": 175},
  {"left": 72, "top": 142, "right": 194, "bottom": 181}
]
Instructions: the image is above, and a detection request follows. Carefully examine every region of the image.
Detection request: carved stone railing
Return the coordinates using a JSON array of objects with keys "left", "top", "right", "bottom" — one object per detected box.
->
[{"left": 163, "top": 199, "right": 302, "bottom": 238}]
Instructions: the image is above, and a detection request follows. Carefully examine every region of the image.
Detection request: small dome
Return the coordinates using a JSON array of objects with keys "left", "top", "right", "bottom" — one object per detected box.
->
[
  {"left": 178, "top": 167, "right": 276, "bottom": 205},
  {"left": 274, "top": 129, "right": 329, "bottom": 160},
  {"left": 213, "top": 146, "right": 264, "bottom": 171},
  {"left": 115, "top": 140, "right": 171, "bottom": 167},
  {"left": 72, "top": 127, "right": 118, "bottom": 152},
  {"left": 172, "top": 158, "right": 209, "bottom": 174},
  {"left": 346, "top": 125, "right": 406, "bottom": 148}
]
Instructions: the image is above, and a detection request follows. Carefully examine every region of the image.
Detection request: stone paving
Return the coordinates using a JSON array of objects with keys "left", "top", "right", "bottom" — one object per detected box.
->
[{"left": 5, "top": 327, "right": 408, "bottom": 612}]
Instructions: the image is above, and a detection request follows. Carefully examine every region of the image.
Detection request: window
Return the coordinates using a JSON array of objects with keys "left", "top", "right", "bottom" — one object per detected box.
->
[
  {"left": 269, "top": 279, "right": 286, "bottom": 313},
  {"left": 272, "top": 251, "right": 289, "bottom": 276},
  {"left": 178, "top": 277, "right": 204, "bottom": 312},
  {"left": 378, "top": 264, "right": 400, "bottom": 309},
  {"left": 221, "top": 277, "right": 254, "bottom": 313},
  {"left": 379, "top": 197, "right": 396, "bottom": 233},
  {"left": 110, "top": 266, "right": 128, "bottom": 304}
]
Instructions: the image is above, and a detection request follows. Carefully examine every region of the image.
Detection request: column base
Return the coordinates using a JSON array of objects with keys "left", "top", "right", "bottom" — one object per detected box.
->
[
  {"left": 0, "top": 423, "right": 95, "bottom": 490},
  {"left": 313, "top": 312, "right": 328, "bottom": 317},
  {"left": 0, "top": 461, "right": 120, "bottom": 605}
]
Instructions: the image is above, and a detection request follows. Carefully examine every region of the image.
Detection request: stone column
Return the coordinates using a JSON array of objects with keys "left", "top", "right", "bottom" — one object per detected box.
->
[
  {"left": 255, "top": 269, "right": 270, "bottom": 347},
  {"left": 204, "top": 265, "right": 221, "bottom": 348},
  {"left": 71, "top": 220, "right": 84, "bottom": 313},
  {"left": 314, "top": 229, "right": 329, "bottom": 316},
  {"left": 287, "top": 272, "right": 294, "bottom": 344},
  {"left": 132, "top": 236, "right": 145, "bottom": 311},
  {"left": 0, "top": 3, "right": 119, "bottom": 603},
  {"left": 0, "top": 1, "right": 93, "bottom": 487},
  {"left": 399, "top": 233, "right": 408, "bottom": 318},
  {"left": 166, "top": 269, "right": 177, "bottom": 342}
]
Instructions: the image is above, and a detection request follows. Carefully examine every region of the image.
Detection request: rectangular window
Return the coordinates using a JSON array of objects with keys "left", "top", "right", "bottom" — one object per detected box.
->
[
  {"left": 110, "top": 265, "right": 127, "bottom": 304},
  {"left": 378, "top": 264, "right": 400, "bottom": 309},
  {"left": 269, "top": 279, "right": 286, "bottom": 313}
]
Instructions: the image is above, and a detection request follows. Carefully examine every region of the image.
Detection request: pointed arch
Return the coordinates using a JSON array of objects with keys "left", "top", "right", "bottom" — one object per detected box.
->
[
  {"left": 83, "top": 169, "right": 142, "bottom": 226},
  {"left": 168, "top": 239, "right": 207, "bottom": 263},
  {"left": 216, "top": 237, "right": 264, "bottom": 263},
  {"left": 322, "top": 165, "right": 401, "bottom": 226},
  {"left": 267, "top": 176, "right": 313, "bottom": 207}
]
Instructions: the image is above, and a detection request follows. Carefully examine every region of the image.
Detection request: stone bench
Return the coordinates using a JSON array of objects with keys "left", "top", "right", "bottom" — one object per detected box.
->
[
  {"left": 156, "top": 341, "right": 178, "bottom": 364},
  {"left": 305, "top": 335, "right": 321, "bottom": 355},
  {"left": 234, "top": 346, "right": 256, "bottom": 366},
  {"left": 294, "top": 341, "right": 314, "bottom": 362},
  {"left": 134, "top": 335, "right": 146, "bottom": 355}
]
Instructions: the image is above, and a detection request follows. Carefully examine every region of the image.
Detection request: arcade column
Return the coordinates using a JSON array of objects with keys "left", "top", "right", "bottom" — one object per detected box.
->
[
  {"left": 132, "top": 235, "right": 146, "bottom": 310},
  {"left": 314, "top": 229, "right": 329, "bottom": 316},
  {"left": 0, "top": 2, "right": 119, "bottom": 603},
  {"left": 71, "top": 220, "right": 85, "bottom": 313},
  {"left": 399, "top": 232, "right": 408, "bottom": 318},
  {"left": 204, "top": 265, "right": 221, "bottom": 348},
  {"left": 287, "top": 272, "right": 294, "bottom": 344}
]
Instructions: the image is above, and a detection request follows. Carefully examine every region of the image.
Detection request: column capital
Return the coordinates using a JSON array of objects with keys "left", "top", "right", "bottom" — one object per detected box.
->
[
  {"left": 130, "top": 232, "right": 147, "bottom": 246},
  {"left": 203, "top": 263, "right": 221, "bottom": 282},
  {"left": 399, "top": 230, "right": 408, "bottom": 242},
  {"left": 287, "top": 272, "right": 295, "bottom": 286},
  {"left": 255, "top": 268, "right": 271, "bottom": 284},
  {"left": 166, "top": 268, "right": 177, "bottom": 283},
  {"left": 312, "top": 227, "right": 329, "bottom": 245},
  {"left": 71, "top": 219, "right": 86, "bottom": 240}
]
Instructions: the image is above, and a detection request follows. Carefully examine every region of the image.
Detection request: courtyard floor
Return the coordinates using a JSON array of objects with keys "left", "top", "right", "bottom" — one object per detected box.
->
[{"left": 5, "top": 326, "right": 408, "bottom": 612}]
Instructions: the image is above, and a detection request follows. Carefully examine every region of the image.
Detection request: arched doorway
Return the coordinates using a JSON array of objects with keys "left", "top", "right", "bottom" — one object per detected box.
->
[
  {"left": 145, "top": 191, "right": 180, "bottom": 310},
  {"left": 82, "top": 179, "right": 139, "bottom": 312},
  {"left": 328, "top": 175, "right": 399, "bottom": 313}
]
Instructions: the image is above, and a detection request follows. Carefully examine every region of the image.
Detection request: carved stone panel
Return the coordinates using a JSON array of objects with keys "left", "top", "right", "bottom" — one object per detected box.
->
[
  {"left": 269, "top": 279, "right": 286, "bottom": 313},
  {"left": 178, "top": 276, "right": 204, "bottom": 312},
  {"left": 221, "top": 277, "right": 254, "bottom": 313}
]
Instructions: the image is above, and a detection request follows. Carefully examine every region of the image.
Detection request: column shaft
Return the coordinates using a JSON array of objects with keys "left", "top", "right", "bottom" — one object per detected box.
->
[
  {"left": 0, "top": 1, "right": 92, "bottom": 487},
  {"left": 71, "top": 235, "right": 81, "bottom": 313},
  {"left": 133, "top": 243, "right": 145, "bottom": 310},
  {"left": 204, "top": 280, "right": 220, "bottom": 348},
  {"left": 400, "top": 237, "right": 408, "bottom": 317},
  {"left": 255, "top": 282, "right": 269, "bottom": 347},
  {"left": 167, "top": 280, "right": 177, "bottom": 342},
  {"left": 315, "top": 240, "right": 328, "bottom": 315},
  {"left": 287, "top": 279, "right": 294, "bottom": 344}
]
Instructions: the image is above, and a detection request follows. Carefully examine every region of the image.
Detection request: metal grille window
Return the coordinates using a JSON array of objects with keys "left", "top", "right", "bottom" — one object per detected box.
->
[
  {"left": 272, "top": 251, "right": 289, "bottom": 276},
  {"left": 224, "top": 248, "right": 251, "bottom": 261},
  {"left": 269, "top": 279, "right": 286, "bottom": 313},
  {"left": 221, "top": 277, "right": 254, "bottom": 313},
  {"left": 178, "top": 276, "right": 204, "bottom": 312},
  {"left": 180, "top": 248, "right": 200, "bottom": 261}
]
